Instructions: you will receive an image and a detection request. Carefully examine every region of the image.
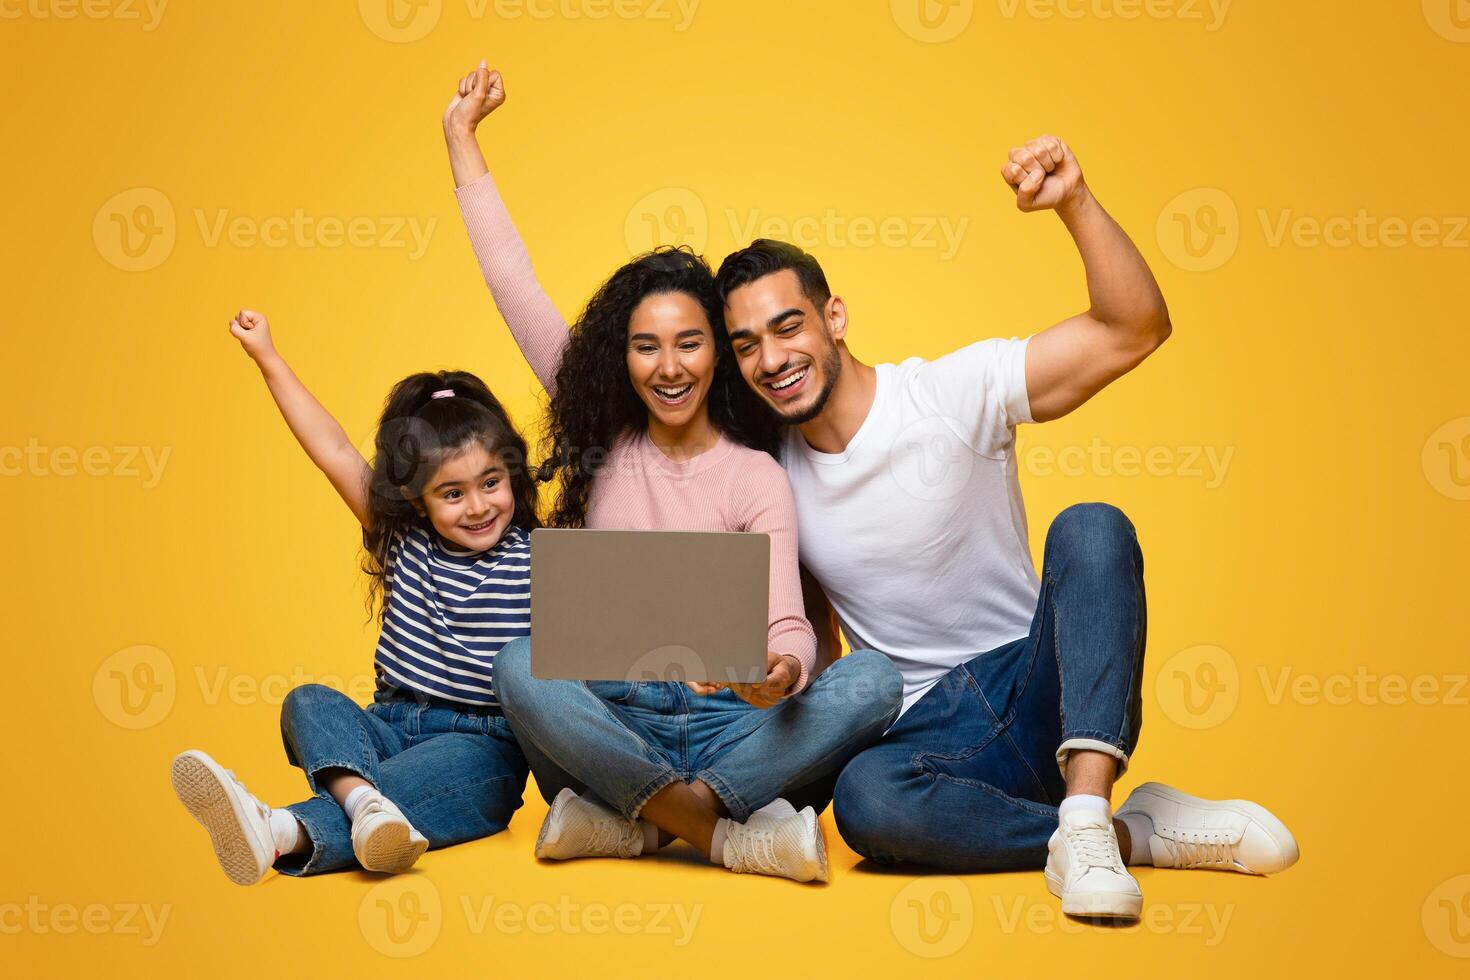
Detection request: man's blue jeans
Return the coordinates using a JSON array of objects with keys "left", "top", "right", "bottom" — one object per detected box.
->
[
  {"left": 833, "top": 503, "right": 1147, "bottom": 871},
  {"left": 495, "top": 642, "right": 903, "bottom": 823},
  {"left": 275, "top": 684, "right": 529, "bottom": 876}
]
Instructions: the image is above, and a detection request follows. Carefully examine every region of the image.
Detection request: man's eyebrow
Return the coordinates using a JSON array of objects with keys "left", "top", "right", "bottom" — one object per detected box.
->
[{"left": 766, "top": 308, "right": 803, "bottom": 330}]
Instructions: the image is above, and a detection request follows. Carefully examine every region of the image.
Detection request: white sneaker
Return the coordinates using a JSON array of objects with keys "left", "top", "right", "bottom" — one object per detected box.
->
[
  {"left": 722, "top": 800, "right": 828, "bottom": 883},
  {"left": 1116, "top": 781, "right": 1299, "bottom": 874},
  {"left": 1045, "top": 809, "right": 1143, "bottom": 918},
  {"left": 351, "top": 797, "right": 429, "bottom": 873},
  {"left": 535, "top": 788, "right": 647, "bottom": 860},
  {"left": 171, "top": 750, "right": 277, "bottom": 886}
]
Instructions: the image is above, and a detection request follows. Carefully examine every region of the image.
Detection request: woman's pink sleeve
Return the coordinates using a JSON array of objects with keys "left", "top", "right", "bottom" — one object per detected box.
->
[{"left": 454, "top": 171, "right": 571, "bottom": 394}]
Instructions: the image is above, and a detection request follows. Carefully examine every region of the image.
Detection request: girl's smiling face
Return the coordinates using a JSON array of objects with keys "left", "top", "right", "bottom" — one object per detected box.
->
[{"left": 413, "top": 441, "right": 515, "bottom": 551}]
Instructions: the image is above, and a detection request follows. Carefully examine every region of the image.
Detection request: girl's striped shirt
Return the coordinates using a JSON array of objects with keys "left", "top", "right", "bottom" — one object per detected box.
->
[{"left": 373, "top": 523, "right": 530, "bottom": 708}]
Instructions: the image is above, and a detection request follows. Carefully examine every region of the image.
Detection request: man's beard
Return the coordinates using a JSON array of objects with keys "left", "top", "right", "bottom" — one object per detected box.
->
[{"left": 772, "top": 340, "right": 842, "bottom": 426}]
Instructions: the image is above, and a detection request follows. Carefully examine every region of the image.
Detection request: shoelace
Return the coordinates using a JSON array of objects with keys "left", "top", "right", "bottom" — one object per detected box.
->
[
  {"left": 584, "top": 813, "right": 641, "bottom": 857},
  {"left": 1157, "top": 832, "right": 1235, "bottom": 869},
  {"left": 1067, "top": 824, "right": 1123, "bottom": 871},
  {"left": 726, "top": 825, "right": 781, "bottom": 875}
]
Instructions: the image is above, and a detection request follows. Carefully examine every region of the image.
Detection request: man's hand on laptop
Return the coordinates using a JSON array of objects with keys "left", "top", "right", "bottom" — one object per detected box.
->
[{"left": 686, "top": 652, "right": 800, "bottom": 709}]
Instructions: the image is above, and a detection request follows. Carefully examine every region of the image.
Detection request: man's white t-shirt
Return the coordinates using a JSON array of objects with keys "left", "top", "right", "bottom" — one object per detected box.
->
[{"left": 782, "top": 337, "right": 1040, "bottom": 717}]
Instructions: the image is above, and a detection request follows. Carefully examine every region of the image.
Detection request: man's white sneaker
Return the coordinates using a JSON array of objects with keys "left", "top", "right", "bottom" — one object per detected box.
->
[
  {"left": 535, "top": 788, "right": 647, "bottom": 860},
  {"left": 1045, "top": 809, "right": 1143, "bottom": 918},
  {"left": 722, "top": 803, "right": 828, "bottom": 883},
  {"left": 171, "top": 750, "right": 277, "bottom": 886},
  {"left": 351, "top": 797, "right": 429, "bottom": 873},
  {"left": 1116, "top": 781, "right": 1299, "bottom": 874}
]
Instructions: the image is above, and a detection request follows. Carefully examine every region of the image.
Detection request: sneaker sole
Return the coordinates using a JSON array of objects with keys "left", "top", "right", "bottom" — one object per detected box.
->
[
  {"left": 807, "top": 809, "right": 829, "bottom": 884},
  {"left": 358, "top": 818, "right": 429, "bottom": 874},
  {"left": 534, "top": 788, "right": 580, "bottom": 860},
  {"left": 1124, "top": 782, "right": 1300, "bottom": 874},
  {"left": 1045, "top": 868, "right": 1142, "bottom": 918},
  {"left": 171, "top": 751, "right": 271, "bottom": 886}
]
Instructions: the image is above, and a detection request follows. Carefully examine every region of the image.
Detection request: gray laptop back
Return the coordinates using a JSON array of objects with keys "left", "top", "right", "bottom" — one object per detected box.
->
[{"left": 529, "top": 528, "right": 770, "bottom": 684}]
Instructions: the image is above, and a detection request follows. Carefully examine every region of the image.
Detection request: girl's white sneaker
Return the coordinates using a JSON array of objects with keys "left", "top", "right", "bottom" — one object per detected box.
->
[
  {"left": 170, "top": 750, "right": 277, "bottom": 886},
  {"left": 351, "top": 797, "right": 429, "bottom": 873}
]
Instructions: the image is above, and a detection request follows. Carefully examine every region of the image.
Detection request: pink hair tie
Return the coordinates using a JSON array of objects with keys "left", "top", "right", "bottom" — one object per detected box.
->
[{"left": 431, "top": 389, "right": 455, "bottom": 399}]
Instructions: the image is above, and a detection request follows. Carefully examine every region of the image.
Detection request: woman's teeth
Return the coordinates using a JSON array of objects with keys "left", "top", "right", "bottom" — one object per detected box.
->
[
  {"left": 770, "top": 367, "right": 808, "bottom": 390},
  {"left": 654, "top": 383, "right": 694, "bottom": 402}
]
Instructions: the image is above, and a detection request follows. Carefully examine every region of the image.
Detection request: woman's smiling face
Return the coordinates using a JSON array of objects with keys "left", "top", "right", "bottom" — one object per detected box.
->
[{"left": 624, "top": 291, "right": 716, "bottom": 430}]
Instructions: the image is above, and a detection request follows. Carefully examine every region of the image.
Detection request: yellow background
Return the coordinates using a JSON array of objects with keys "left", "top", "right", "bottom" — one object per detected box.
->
[{"left": 4, "top": 0, "right": 1468, "bottom": 974}]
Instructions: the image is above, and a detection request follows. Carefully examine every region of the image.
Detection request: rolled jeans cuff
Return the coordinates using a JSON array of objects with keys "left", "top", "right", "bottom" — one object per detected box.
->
[{"left": 1056, "top": 736, "right": 1130, "bottom": 779}]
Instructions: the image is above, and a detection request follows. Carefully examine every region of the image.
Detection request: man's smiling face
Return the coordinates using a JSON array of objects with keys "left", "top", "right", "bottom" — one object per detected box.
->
[{"left": 724, "top": 269, "right": 844, "bottom": 425}]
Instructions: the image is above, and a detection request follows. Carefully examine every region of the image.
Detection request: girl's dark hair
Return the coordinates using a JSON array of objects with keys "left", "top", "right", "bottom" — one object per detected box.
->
[
  {"left": 363, "top": 369, "right": 540, "bottom": 618},
  {"left": 538, "top": 247, "right": 780, "bottom": 528}
]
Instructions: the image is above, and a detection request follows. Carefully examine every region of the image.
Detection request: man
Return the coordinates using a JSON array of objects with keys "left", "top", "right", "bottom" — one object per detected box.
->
[{"left": 714, "top": 135, "right": 1298, "bottom": 917}]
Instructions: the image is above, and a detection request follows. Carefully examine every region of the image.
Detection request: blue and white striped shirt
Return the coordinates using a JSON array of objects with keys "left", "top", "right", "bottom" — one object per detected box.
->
[{"left": 373, "top": 524, "right": 531, "bottom": 708}]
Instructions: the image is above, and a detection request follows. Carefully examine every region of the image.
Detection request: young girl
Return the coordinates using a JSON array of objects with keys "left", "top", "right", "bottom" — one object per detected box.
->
[{"left": 171, "top": 309, "right": 539, "bottom": 883}]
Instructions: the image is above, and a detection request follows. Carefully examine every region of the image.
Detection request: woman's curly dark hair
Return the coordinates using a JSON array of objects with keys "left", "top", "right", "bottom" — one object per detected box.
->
[{"left": 538, "top": 247, "right": 780, "bottom": 528}]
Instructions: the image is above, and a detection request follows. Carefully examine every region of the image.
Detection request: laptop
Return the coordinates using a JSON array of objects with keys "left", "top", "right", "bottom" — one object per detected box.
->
[{"left": 529, "top": 528, "right": 770, "bottom": 684}]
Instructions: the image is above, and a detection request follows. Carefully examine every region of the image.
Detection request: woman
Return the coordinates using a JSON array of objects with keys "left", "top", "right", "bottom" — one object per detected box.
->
[{"left": 442, "top": 60, "right": 901, "bottom": 882}]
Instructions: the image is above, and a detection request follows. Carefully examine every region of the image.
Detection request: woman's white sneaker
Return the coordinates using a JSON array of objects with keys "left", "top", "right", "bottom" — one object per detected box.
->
[
  {"left": 1045, "top": 809, "right": 1143, "bottom": 918},
  {"left": 1115, "top": 781, "right": 1299, "bottom": 874},
  {"left": 351, "top": 798, "right": 429, "bottom": 873},
  {"left": 535, "top": 788, "right": 648, "bottom": 860},
  {"left": 170, "top": 750, "right": 277, "bottom": 886},
  {"left": 721, "top": 803, "right": 828, "bottom": 883}
]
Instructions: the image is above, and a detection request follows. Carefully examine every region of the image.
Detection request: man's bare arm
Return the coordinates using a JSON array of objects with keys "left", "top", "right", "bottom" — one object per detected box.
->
[{"left": 1000, "top": 135, "right": 1172, "bottom": 423}]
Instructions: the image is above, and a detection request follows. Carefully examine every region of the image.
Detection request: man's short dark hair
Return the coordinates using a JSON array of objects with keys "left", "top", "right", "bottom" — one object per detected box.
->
[{"left": 715, "top": 239, "right": 832, "bottom": 310}]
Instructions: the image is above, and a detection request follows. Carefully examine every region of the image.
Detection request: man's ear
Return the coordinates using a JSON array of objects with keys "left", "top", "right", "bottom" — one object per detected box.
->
[{"left": 826, "top": 295, "right": 848, "bottom": 342}]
